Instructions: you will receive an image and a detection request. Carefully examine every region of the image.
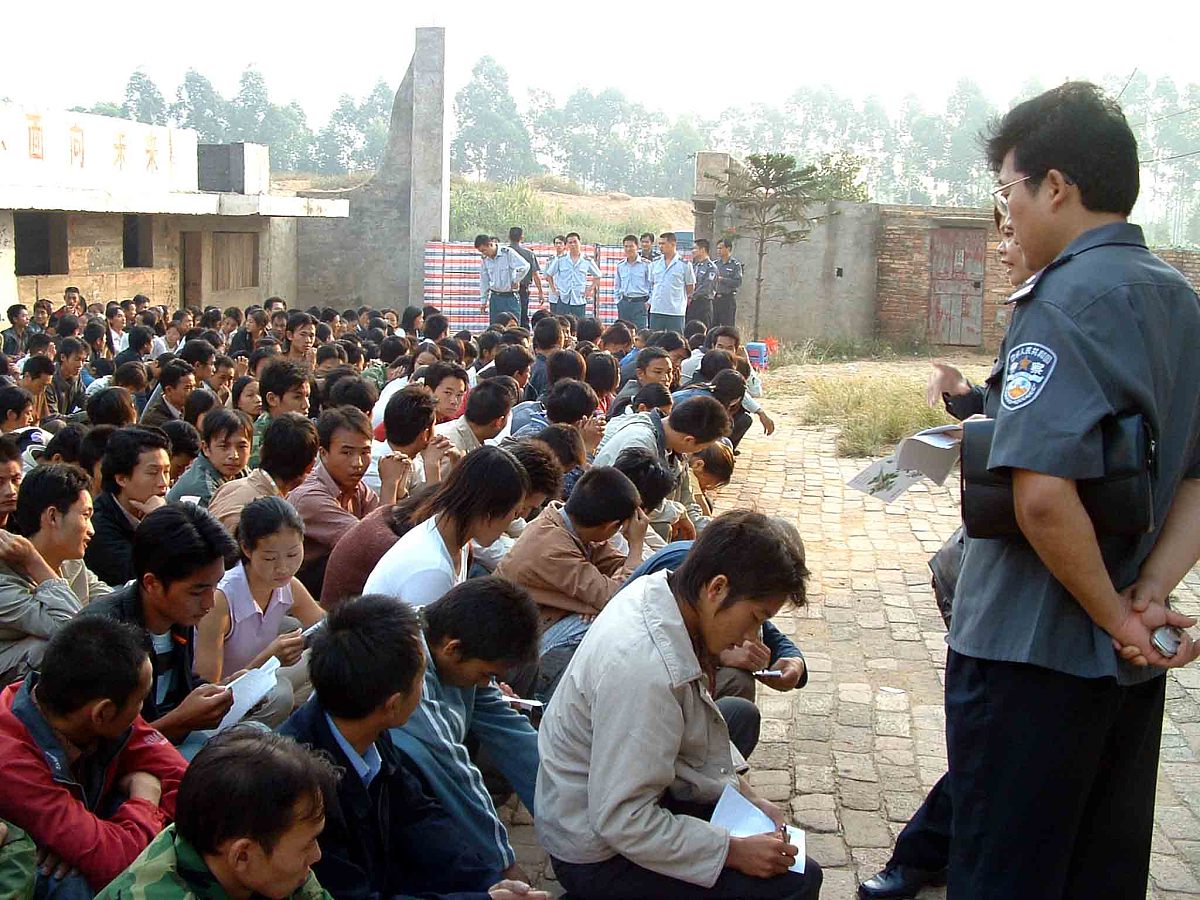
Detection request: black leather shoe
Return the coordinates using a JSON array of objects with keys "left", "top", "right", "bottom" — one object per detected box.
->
[{"left": 857, "top": 864, "right": 948, "bottom": 899}]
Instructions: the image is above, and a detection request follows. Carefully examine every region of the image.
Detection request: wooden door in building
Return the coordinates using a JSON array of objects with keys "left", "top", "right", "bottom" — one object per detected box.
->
[
  {"left": 928, "top": 228, "right": 985, "bottom": 346},
  {"left": 182, "top": 232, "right": 203, "bottom": 308}
]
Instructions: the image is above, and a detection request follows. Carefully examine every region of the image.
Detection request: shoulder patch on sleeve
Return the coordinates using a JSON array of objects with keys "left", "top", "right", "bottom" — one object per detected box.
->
[{"left": 1001, "top": 342, "right": 1057, "bottom": 410}]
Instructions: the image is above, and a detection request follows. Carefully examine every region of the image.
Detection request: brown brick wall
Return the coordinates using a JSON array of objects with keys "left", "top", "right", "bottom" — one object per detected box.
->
[
  {"left": 875, "top": 204, "right": 1010, "bottom": 353},
  {"left": 875, "top": 206, "right": 1200, "bottom": 354},
  {"left": 1157, "top": 249, "right": 1200, "bottom": 292}
]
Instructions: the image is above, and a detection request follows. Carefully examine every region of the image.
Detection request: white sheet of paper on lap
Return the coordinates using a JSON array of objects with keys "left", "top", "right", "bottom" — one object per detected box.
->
[
  {"left": 710, "top": 784, "right": 806, "bottom": 874},
  {"left": 216, "top": 656, "right": 281, "bottom": 732}
]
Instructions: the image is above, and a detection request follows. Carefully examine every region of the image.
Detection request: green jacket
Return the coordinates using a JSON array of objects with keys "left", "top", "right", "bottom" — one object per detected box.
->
[
  {"left": 96, "top": 825, "right": 332, "bottom": 899},
  {"left": 166, "top": 455, "right": 233, "bottom": 509},
  {"left": 248, "top": 413, "right": 272, "bottom": 470},
  {"left": 0, "top": 821, "right": 35, "bottom": 900}
]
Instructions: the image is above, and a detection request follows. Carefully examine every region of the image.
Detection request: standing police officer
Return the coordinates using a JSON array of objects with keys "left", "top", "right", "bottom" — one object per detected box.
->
[
  {"left": 713, "top": 238, "right": 743, "bottom": 328},
  {"left": 945, "top": 82, "right": 1200, "bottom": 899}
]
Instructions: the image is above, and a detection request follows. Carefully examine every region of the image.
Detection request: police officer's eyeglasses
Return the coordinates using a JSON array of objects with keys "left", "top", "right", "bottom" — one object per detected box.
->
[{"left": 991, "top": 175, "right": 1032, "bottom": 218}]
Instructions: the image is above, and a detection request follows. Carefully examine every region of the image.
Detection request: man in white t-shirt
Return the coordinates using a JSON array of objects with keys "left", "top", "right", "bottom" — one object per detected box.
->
[{"left": 362, "top": 383, "right": 459, "bottom": 495}]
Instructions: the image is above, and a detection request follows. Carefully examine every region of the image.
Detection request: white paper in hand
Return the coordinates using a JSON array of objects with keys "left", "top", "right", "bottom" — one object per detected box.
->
[
  {"left": 216, "top": 657, "right": 281, "bottom": 732},
  {"left": 710, "top": 784, "right": 805, "bottom": 873}
]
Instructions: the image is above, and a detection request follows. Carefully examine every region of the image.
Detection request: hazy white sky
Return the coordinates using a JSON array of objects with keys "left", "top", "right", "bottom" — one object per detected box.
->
[{"left": 4, "top": 0, "right": 1198, "bottom": 123}]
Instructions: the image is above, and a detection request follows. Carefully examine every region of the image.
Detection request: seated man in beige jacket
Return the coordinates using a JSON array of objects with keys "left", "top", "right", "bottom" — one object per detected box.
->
[
  {"left": 0, "top": 464, "right": 109, "bottom": 685},
  {"left": 496, "top": 466, "right": 648, "bottom": 664}
]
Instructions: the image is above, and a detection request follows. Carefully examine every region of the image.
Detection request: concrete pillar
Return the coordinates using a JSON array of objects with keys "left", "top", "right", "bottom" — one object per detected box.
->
[
  {"left": 408, "top": 27, "right": 448, "bottom": 306},
  {"left": 0, "top": 211, "right": 17, "bottom": 322}
]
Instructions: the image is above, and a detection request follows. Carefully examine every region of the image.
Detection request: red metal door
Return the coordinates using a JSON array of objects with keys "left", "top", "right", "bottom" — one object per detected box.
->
[{"left": 928, "top": 228, "right": 985, "bottom": 346}]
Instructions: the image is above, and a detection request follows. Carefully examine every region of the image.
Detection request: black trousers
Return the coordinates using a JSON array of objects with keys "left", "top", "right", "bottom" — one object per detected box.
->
[
  {"left": 687, "top": 296, "right": 714, "bottom": 327},
  {"left": 518, "top": 284, "right": 531, "bottom": 328},
  {"left": 889, "top": 774, "right": 951, "bottom": 871},
  {"left": 714, "top": 294, "right": 737, "bottom": 328},
  {"left": 549, "top": 696, "right": 818, "bottom": 899},
  {"left": 945, "top": 650, "right": 1165, "bottom": 900},
  {"left": 732, "top": 409, "right": 753, "bottom": 449}
]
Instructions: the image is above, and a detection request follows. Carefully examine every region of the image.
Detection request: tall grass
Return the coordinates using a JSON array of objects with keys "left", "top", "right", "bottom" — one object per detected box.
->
[
  {"left": 771, "top": 336, "right": 936, "bottom": 367},
  {"left": 801, "top": 375, "right": 952, "bottom": 457},
  {"left": 448, "top": 179, "right": 659, "bottom": 244}
]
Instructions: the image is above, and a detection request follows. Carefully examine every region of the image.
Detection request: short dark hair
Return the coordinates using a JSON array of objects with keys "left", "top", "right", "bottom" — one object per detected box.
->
[
  {"left": 584, "top": 352, "right": 620, "bottom": 397},
  {"left": 22, "top": 355, "right": 55, "bottom": 380},
  {"left": 423, "top": 361, "right": 470, "bottom": 396},
  {"left": 259, "top": 413, "right": 319, "bottom": 483},
  {"left": 423, "top": 576, "right": 539, "bottom": 666},
  {"left": 86, "top": 386, "right": 136, "bottom": 427},
  {"left": 316, "top": 405, "right": 372, "bottom": 449},
  {"left": 259, "top": 359, "right": 308, "bottom": 406},
  {"left": 42, "top": 423, "right": 86, "bottom": 464},
  {"left": 183, "top": 388, "right": 217, "bottom": 427},
  {"left": 133, "top": 502, "right": 237, "bottom": 587},
  {"left": 202, "top": 407, "right": 252, "bottom": 445},
  {"left": 694, "top": 238, "right": 710, "bottom": 253},
  {"left": 535, "top": 422, "right": 586, "bottom": 469},
  {"left": 474, "top": 234, "right": 492, "bottom": 249},
  {"left": 125, "top": 325, "right": 153, "bottom": 354},
  {"left": 544, "top": 379, "right": 599, "bottom": 424},
  {"left": 705, "top": 325, "right": 741, "bottom": 349},
  {"left": 101, "top": 426, "right": 170, "bottom": 494},
  {"left": 632, "top": 382, "right": 672, "bottom": 413},
  {"left": 158, "top": 359, "right": 195, "bottom": 390},
  {"left": 698, "top": 349, "right": 735, "bottom": 381},
  {"left": 565, "top": 466, "right": 641, "bottom": 527},
  {"left": 316, "top": 343, "right": 346, "bottom": 367},
  {"left": 613, "top": 445, "right": 677, "bottom": 512},
  {"left": 55, "top": 318, "right": 82, "bottom": 340},
  {"left": 223, "top": 306, "right": 244, "bottom": 325},
  {"left": 465, "top": 379, "right": 514, "bottom": 426},
  {"left": 424, "top": 314, "right": 450, "bottom": 342},
  {"left": 695, "top": 440, "right": 736, "bottom": 486},
  {"left": 601, "top": 323, "right": 631, "bottom": 348},
  {"left": 710, "top": 369, "right": 747, "bottom": 406},
  {"left": 384, "top": 384, "right": 438, "bottom": 446},
  {"left": 176, "top": 728, "right": 339, "bottom": 857},
  {"left": 113, "top": 361, "right": 148, "bottom": 391},
  {"left": 178, "top": 340, "right": 216, "bottom": 368},
  {"left": 717, "top": 238, "right": 733, "bottom": 250},
  {"left": 985, "top": 81, "right": 1139, "bottom": 215},
  {"left": 79, "top": 425, "right": 115, "bottom": 476},
  {"left": 546, "top": 349, "right": 585, "bottom": 386},
  {"left": 668, "top": 395, "right": 732, "bottom": 443},
  {"left": 27, "top": 333, "right": 53, "bottom": 355},
  {"left": 35, "top": 616, "right": 149, "bottom": 717},
  {"left": 576, "top": 318, "right": 602, "bottom": 345},
  {"left": 493, "top": 345, "right": 534, "bottom": 379},
  {"left": 413, "top": 446, "right": 530, "bottom": 546},
  {"left": 499, "top": 327, "right": 531, "bottom": 346},
  {"left": 476, "top": 330, "right": 501, "bottom": 357},
  {"left": 623, "top": 234, "right": 639, "bottom": 245},
  {"left": 659, "top": 232, "right": 677, "bottom": 242},
  {"left": 672, "top": 510, "right": 808, "bottom": 609},
  {"left": 639, "top": 232, "right": 654, "bottom": 242},
  {"left": 161, "top": 419, "right": 200, "bottom": 461},
  {"left": 648, "top": 331, "right": 686, "bottom": 354},
  {"left": 309, "top": 595, "right": 425, "bottom": 718},
  {"left": 0, "top": 385, "right": 32, "bottom": 422},
  {"left": 533, "top": 317, "right": 563, "bottom": 352},
  {"left": 509, "top": 439, "right": 564, "bottom": 500},
  {"left": 6, "top": 303, "right": 26, "bottom": 321},
  {"left": 327, "top": 376, "right": 378, "bottom": 415},
  {"left": 14, "top": 463, "right": 91, "bottom": 536}
]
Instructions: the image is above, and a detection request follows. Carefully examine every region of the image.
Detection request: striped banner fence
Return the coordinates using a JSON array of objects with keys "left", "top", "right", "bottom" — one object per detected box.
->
[{"left": 423, "top": 241, "right": 692, "bottom": 332}]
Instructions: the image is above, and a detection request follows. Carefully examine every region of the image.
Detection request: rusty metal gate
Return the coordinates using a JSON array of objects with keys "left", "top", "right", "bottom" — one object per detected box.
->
[{"left": 928, "top": 227, "right": 985, "bottom": 346}]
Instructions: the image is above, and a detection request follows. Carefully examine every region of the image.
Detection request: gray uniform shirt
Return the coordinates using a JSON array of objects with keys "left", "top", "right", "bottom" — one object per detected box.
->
[
  {"left": 949, "top": 222, "right": 1200, "bottom": 685},
  {"left": 714, "top": 257, "right": 743, "bottom": 296}
]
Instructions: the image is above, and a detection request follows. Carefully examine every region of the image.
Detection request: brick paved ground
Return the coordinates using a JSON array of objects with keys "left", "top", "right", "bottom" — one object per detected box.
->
[{"left": 505, "top": 360, "right": 1200, "bottom": 898}]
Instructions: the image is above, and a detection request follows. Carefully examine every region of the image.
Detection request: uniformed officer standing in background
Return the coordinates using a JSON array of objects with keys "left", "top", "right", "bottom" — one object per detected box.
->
[
  {"left": 713, "top": 238, "right": 743, "bottom": 328},
  {"left": 945, "top": 81, "right": 1200, "bottom": 899}
]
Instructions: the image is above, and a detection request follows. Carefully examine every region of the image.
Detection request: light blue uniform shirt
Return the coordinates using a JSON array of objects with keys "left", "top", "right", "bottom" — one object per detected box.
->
[
  {"left": 546, "top": 253, "right": 601, "bottom": 305},
  {"left": 649, "top": 253, "right": 696, "bottom": 316},
  {"left": 614, "top": 257, "right": 651, "bottom": 300},
  {"left": 480, "top": 246, "right": 531, "bottom": 304},
  {"left": 324, "top": 711, "right": 382, "bottom": 786}
]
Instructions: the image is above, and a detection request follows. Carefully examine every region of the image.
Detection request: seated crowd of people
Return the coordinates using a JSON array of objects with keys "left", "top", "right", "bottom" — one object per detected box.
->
[{"left": 0, "top": 291, "right": 820, "bottom": 900}]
